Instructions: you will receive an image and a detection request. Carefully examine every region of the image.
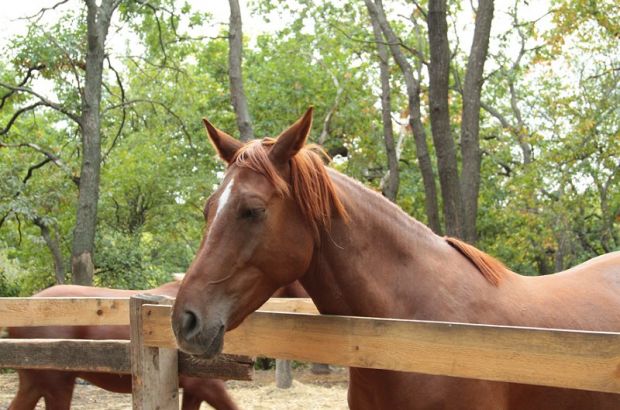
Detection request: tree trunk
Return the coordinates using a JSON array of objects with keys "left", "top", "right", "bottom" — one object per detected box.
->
[
  {"left": 427, "top": 0, "right": 464, "bottom": 238},
  {"left": 33, "top": 218, "right": 66, "bottom": 284},
  {"left": 228, "top": 0, "right": 254, "bottom": 142},
  {"left": 318, "top": 74, "right": 344, "bottom": 146},
  {"left": 368, "top": 3, "right": 399, "bottom": 202},
  {"left": 71, "top": 0, "right": 117, "bottom": 285},
  {"left": 460, "top": 0, "right": 494, "bottom": 243},
  {"left": 365, "top": 0, "right": 441, "bottom": 233},
  {"left": 595, "top": 172, "right": 618, "bottom": 253}
]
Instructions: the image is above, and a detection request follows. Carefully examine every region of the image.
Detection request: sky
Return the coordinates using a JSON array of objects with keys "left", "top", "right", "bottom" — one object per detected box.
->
[
  {"left": 0, "top": 0, "right": 279, "bottom": 50},
  {"left": 0, "top": 0, "right": 552, "bottom": 51},
  {"left": 0, "top": 0, "right": 555, "bottom": 104},
  {"left": 0, "top": 1, "right": 271, "bottom": 100}
]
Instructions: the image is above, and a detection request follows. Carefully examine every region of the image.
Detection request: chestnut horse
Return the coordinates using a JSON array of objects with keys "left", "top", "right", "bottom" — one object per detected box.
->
[
  {"left": 7, "top": 281, "right": 238, "bottom": 410},
  {"left": 171, "top": 108, "right": 620, "bottom": 409}
]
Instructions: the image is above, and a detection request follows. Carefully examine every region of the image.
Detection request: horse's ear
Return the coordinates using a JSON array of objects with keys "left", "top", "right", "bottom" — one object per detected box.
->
[
  {"left": 270, "top": 107, "right": 313, "bottom": 166},
  {"left": 202, "top": 118, "right": 243, "bottom": 164}
]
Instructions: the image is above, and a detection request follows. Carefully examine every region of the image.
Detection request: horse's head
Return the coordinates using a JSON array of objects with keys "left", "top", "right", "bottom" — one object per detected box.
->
[{"left": 172, "top": 108, "right": 346, "bottom": 357}]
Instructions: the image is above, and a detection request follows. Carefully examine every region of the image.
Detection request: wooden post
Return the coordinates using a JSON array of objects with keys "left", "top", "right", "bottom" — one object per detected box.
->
[
  {"left": 275, "top": 359, "right": 293, "bottom": 388},
  {"left": 130, "top": 295, "right": 179, "bottom": 410}
]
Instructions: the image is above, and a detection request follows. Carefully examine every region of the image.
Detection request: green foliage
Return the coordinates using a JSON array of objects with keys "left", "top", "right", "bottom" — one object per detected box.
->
[
  {"left": 0, "top": 269, "right": 20, "bottom": 297},
  {"left": 1, "top": 0, "right": 618, "bottom": 297}
]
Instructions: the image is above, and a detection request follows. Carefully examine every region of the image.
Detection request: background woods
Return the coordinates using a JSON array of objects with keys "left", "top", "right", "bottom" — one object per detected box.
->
[{"left": 0, "top": 0, "right": 618, "bottom": 294}]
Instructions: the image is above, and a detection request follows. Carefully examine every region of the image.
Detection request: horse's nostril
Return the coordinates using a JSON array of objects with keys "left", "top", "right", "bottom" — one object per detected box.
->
[{"left": 181, "top": 309, "right": 201, "bottom": 339}]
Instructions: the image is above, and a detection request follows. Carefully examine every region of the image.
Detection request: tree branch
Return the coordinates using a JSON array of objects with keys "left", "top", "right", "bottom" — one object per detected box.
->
[
  {"left": 103, "top": 98, "right": 194, "bottom": 148},
  {"left": 0, "top": 82, "right": 81, "bottom": 125},
  {"left": 21, "top": 0, "right": 70, "bottom": 24},
  {"left": 0, "top": 64, "right": 46, "bottom": 110},
  {"left": 0, "top": 102, "right": 46, "bottom": 135},
  {"left": 102, "top": 56, "right": 127, "bottom": 161},
  {"left": 133, "top": 0, "right": 170, "bottom": 66},
  {"left": 0, "top": 141, "right": 79, "bottom": 186},
  {"left": 329, "top": 22, "right": 429, "bottom": 65},
  {"left": 42, "top": 30, "right": 84, "bottom": 95}
]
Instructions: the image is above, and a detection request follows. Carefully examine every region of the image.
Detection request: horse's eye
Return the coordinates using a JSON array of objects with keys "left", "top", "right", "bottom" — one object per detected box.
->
[{"left": 240, "top": 208, "right": 265, "bottom": 220}]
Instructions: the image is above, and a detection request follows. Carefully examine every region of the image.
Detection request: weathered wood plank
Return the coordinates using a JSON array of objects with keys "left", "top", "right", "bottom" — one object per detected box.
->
[
  {"left": 258, "top": 298, "right": 318, "bottom": 314},
  {"left": 0, "top": 339, "right": 130, "bottom": 373},
  {"left": 0, "top": 338, "right": 253, "bottom": 381},
  {"left": 0, "top": 298, "right": 129, "bottom": 326},
  {"left": 130, "top": 295, "right": 178, "bottom": 410},
  {"left": 178, "top": 353, "right": 254, "bottom": 381},
  {"left": 0, "top": 297, "right": 316, "bottom": 327},
  {"left": 143, "top": 305, "right": 620, "bottom": 394}
]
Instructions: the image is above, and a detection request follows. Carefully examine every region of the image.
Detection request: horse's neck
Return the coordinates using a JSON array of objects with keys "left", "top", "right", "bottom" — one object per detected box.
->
[{"left": 301, "top": 171, "right": 498, "bottom": 320}]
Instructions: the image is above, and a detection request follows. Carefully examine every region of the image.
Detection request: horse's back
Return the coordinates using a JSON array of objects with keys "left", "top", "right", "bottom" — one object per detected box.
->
[
  {"left": 562, "top": 251, "right": 620, "bottom": 279},
  {"left": 33, "top": 284, "right": 137, "bottom": 298},
  {"left": 512, "top": 251, "right": 620, "bottom": 331},
  {"left": 9, "top": 285, "right": 132, "bottom": 340}
]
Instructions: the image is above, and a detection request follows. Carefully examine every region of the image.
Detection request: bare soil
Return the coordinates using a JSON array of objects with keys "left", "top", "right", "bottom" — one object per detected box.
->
[{"left": 0, "top": 367, "right": 349, "bottom": 409}]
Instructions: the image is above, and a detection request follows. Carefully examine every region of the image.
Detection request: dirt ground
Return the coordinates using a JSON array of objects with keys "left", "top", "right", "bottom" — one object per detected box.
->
[{"left": 0, "top": 366, "right": 349, "bottom": 409}]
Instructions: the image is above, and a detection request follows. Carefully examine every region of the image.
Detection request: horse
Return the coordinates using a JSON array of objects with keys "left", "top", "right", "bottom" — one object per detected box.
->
[
  {"left": 7, "top": 280, "right": 239, "bottom": 410},
  {"left": 170, "top": 107, "right": 620, "bottom": 409}
]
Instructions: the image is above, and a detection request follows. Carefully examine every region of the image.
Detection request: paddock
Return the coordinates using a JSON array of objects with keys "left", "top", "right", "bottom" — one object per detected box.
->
[
  {"left": 1, "top": 294, "right": 619, "bottom": 409},
  {"left": 0, "top": 367, "right": 349, "bottom": 409}
]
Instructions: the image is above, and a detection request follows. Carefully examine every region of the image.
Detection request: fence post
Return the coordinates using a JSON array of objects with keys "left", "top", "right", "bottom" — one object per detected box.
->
[
  {"left": 130, "top": 295, "right": 179, "bottom": 410},
  {"left": 275, "top": 358, "right": 293, "bottom": 388}
]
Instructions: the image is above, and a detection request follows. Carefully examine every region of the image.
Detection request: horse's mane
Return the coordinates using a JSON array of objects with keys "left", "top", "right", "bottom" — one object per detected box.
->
[
  {"left": 445, "top": 237, "right": 507, "bottom": 286},
  {"left": 232, "top": 138, "right": 349, "bottom": 241}
]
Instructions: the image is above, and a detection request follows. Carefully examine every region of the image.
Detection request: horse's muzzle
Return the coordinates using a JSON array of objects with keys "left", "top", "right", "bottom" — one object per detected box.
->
[{"left": 172, "top": 308, "right": 226, "bottom": 358}]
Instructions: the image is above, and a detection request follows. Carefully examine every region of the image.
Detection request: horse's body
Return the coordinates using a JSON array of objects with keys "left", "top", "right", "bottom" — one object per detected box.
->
[
  {"left": 171, "top": 108, "right": 620, "bottom": 409},
  {"left": 7, "top": 281, "right": 239, "bottom": 410}
]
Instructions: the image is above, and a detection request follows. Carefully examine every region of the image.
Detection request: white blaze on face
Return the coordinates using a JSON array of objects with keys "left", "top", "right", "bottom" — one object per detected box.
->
[{"left": 214, "top": 178, "right": 234, "bottom": 221}]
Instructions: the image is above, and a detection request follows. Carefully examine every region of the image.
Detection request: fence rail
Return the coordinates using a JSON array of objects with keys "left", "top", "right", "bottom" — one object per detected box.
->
[
  {"left": 0, "top": 296, "right": 317, "bottom": 327},
  {"left": 142, "top": 304, "right": 620, "bottom": 394},
  {"left": 0, "top": 338, "right": 253, "bottom": 380},
  {"left": 1, "top": 295, "right": 620, "bottom": 409}
]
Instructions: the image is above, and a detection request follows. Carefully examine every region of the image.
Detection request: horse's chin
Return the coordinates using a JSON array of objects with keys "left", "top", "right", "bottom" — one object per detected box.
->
[{"left": 176, "top": 324, "right": 225, "bottom": 358}]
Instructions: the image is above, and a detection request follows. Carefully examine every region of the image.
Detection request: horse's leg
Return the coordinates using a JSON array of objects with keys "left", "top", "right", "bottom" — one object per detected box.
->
[
  {"left": 41, "top": 372, "right": 75, "bottom": 410},
  {"left": 181, "top": 377, "right": 239, "bottom": 410},
  {"left": 8, "top": 371, "right": 43, "bottom": 410},
  {"left": 181, "top": 392, "right": 202, "bottom": 410}
]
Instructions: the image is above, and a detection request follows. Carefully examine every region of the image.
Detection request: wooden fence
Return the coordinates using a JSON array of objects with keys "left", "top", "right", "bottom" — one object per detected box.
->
[{"left": 1, "top": 295, "right": 620, "bottom": 409}]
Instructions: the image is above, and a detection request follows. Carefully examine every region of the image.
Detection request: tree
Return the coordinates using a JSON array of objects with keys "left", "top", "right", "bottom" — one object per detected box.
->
[
  {"left": 71, "top": 0, "right": 122, "bottom": 285},
  {"left": 228, "top": 0, "right": 254, "bottom": 141},
  {"left": 0, "top": 1, "right": 121, "bottom": 285},
  {"left": 366, "top": 1, "right": 399, "bottom": 201},
  {"left": 1, "top": 0, "right": 617, "bottom": 293},
  {"left": 458, "top": 0, "right": 494, "bottom": 242},
  {"left": 426, "top": 0, "right": 464, "bottom": 237},
  {"left": 1, "top": 0, "right": 216, "bottom": 287},
  {"left": 364, "top": 0, "right": 442, "bottom": 233},
  {"left": 365, "top": 0, "right": 494, "bottom": 240}
]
